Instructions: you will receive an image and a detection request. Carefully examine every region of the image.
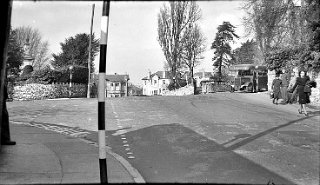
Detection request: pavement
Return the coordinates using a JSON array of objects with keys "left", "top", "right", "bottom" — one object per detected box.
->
[{"left": 0, "top": 123, "right": 144, "bottom": 184}]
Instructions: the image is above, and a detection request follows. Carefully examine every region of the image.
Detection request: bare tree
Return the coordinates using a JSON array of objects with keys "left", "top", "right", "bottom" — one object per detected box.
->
[
  {"left": 241, "top": 0, "right": 308, "bottom": 63},
  {"left": 34, "top": 41, "right": 51, "bottom": 70},
  {"left": 181, "top": 24, "right": 206, "bottom": 85},
  {"left": 14, "top": 26, "right": 51, "bottom": 70},
  {"left": 157, "top": 1, "right": 201, "bottom": 88}
]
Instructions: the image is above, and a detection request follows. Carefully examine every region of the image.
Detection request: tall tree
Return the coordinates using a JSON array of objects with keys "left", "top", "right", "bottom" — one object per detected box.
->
[
  {"left": 7, "top": 29, "right": 24, "bottom": 76},
  {"left": 242, "top": 0, "right": 309, "bottom": 64},
  {"left": 211, "top": 21, "right": 239, "bottom": 81},
  {"left": 181, "top": 24, "right": 206, "bottom": 85},
  {"left": 51, "top": 33, "right": 99, "bottom": 71},
  {"left": 157, "top": 1, "right": 201, "bottom": 88},
  {"left": 13, "top": 26, "right": 51, "bottom": 70},
  {"left": 300, "top": 0, "right": 320, "bottom": 73},
  {"left": 233, "top": 39, "right": 257, "bottom": 65}
]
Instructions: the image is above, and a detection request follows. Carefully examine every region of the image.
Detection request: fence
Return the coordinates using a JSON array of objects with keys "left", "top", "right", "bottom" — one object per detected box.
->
[{"left": 12, "top": 82, "right": 87, "bottom": 101}]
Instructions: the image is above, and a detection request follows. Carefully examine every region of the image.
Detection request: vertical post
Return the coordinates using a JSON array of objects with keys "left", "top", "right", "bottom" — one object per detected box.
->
[
  {"left": 87, "top": 4, "right": 95, "bottom": 98},
  {"left": 98, "top": 0, "right": 110, "bottom": 183},
  {"left": 0, "top": 0, "right": 12, "bottom": 147}
]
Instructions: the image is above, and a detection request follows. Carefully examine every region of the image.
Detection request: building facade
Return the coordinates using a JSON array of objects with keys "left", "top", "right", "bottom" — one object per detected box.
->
[
  {"left": 193, "top": 72, "right": 214, "bottom": 88},
  {"left": 105, "top": 74, "right": 129, "bottom": 98},
  {"left": 141, "top": 71, "right": 171, "bottom": 96}
]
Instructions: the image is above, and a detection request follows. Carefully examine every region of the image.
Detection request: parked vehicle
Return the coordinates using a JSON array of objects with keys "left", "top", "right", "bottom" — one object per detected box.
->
[{"left": 229, "top": 64, "right": 268, "bottom": 92}]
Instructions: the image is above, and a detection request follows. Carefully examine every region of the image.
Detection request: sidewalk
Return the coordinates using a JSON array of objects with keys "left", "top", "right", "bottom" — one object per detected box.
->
[{"left": 0, "top": 123, "right": 140, "bottom": 184}]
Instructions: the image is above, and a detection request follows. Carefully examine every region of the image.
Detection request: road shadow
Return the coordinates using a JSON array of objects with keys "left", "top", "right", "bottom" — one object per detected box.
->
[
  {"left": 226, "top": 115, "right": 318, "bottom": 151},
  {"left": 84, "top": 123, "right": 296, "bottom": 184}
]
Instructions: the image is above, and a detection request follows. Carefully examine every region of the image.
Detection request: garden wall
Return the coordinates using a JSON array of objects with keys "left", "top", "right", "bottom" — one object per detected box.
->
[{"left": 13, "top": 83, "right": 87, "bottom": 101}]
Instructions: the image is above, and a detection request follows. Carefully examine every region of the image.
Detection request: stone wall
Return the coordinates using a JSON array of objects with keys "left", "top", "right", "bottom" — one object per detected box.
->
[{"left": 13, "top": 83, "right": 87, "bottom": 100}]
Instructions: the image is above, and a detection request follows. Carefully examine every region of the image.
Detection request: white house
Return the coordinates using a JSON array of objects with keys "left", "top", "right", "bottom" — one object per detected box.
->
[
  {"left": 141, "top": 71, "right": 171, "bottom": 96},
  {"left": 193, "top": 72, "right": 214, "bottom": 88}
]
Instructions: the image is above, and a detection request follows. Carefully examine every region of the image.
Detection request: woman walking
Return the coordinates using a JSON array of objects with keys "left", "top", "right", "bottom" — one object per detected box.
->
[{"left": 291, "top": 70, "right": 310, "bottom": 116}]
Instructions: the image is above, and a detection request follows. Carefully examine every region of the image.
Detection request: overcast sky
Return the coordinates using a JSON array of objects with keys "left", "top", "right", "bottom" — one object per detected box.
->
[{"left": 11, "top": 1, "right": 248, "bottom": 85}]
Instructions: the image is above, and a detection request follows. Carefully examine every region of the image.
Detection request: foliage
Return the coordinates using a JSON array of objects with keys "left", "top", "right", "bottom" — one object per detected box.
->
[
  {"left": 7, "top": 29, "right": 24, "bottom": 76},
  {"left": 265, "top": 47, "right": 301, "bottom": 72},
  {"left": 50, "top": 66, "right": 89, "bottom": 84},
  {"left": 242, "top": 0, "right": 319, "bottom": 73},
  {"left": 19, "top": 65, "right": 33, "bottom": 80},
  {"left": 233, "top": 39, "right": 257, "bottom": 65},
  {"left": 157, "top": 1, "right": 201, "bottom": 88},
  {"left": 51, "top": 33, "right": 99, "bottom": 72},
  {"left": 211, "top": 21, "right": 239, "bottom": 79},
  {"left": 14, "top": 26, "right": 51, "bottom": 70},
  {"left": 299, "top": 0, "right": 320, "bottom": 73}
]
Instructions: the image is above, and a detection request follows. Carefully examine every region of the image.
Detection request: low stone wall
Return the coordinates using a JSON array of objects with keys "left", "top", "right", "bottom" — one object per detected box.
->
[
  {"left": 162, "top": 85, "right": 194, "bottom": 96},
  {"left": 13, "top": 83, "right": 87, "bottom": 101}
]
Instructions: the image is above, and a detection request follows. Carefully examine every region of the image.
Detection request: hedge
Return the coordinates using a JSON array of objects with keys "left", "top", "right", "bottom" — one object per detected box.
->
[{"left": 13, "top": 82, "right": 87, "bottom": 100}]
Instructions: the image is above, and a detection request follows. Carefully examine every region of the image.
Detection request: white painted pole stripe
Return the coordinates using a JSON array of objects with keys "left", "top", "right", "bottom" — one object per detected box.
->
[
  {"left": 98, "top": 130, "right": 106, "bottom": 159},
  {"left": 100, "top": 16, "right": 109, "bottom": 45},
  {"left": 98, "top": 73, "right": 105, "bottom": 102}
]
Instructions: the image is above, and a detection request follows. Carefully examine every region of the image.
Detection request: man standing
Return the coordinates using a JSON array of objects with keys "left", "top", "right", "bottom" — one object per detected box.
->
[{"left": 280, "top": 68, "right": 290, "bottom": 104}]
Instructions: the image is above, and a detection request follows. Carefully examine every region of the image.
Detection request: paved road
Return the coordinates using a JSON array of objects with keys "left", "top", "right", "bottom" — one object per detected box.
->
[{"left": 7, "top": 93, "right": 319, "bottom": 184}]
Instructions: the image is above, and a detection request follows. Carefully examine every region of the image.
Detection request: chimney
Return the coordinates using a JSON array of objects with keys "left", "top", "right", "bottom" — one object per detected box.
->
[
  {"left": 163, "top": 71, "right": 165, "bottom": 78},
  {"left": 149, "top": 71, "right": 152, "bottom": 79}
]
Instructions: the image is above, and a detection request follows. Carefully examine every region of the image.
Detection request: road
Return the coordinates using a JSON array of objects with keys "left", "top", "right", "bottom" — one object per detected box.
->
[{"left": 7, "top": 93, "right": 320, "bottom": 184}]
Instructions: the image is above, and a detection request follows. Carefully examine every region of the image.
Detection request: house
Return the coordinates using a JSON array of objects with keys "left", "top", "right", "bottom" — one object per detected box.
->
[
  {"left": 193, "top": 72, "right": 214, "bottom": 88},
  {"left": 141, "top": 71, "right": 171, "bottom": 96},
  {"left": 105, "top": 73, "right": 129, "bottom": 98}
]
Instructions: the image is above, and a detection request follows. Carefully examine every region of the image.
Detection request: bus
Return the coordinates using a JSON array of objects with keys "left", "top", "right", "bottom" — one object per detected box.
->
[{"left": 229, "top": 64, "right": 268, "bottom": 92}]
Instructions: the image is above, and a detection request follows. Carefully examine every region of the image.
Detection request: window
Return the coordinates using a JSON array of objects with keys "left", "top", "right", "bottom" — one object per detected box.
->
[
  {"left": 115, "top": 82, "right": 119, "bottom": 86},
  {"left": 111, "top": 83, "right": 113, "bottom": 86},
  {"left": 154, "top": 80, "right": 157, "bottom": 84},
  {"left": 163, "top": 80, "right": 165, "bottom": 84},
  {"left": 145, "top": 81, "right": 146, "bottom": 85}
]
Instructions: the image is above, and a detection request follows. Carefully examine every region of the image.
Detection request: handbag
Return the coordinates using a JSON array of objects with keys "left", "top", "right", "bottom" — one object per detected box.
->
[{"left": 304, "top": 85, "right": 311, "bottom": 93}]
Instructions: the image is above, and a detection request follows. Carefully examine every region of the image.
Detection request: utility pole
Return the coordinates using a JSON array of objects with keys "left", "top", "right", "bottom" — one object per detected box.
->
[
  {"left": 98, "top": 1, "right": 110, "bottom": 183},
  {"left": 87, "top": 4, "right": 95, "bottom": 98}
]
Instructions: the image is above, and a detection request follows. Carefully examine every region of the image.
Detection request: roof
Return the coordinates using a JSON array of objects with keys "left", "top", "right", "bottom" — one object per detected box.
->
[
  {"left": 105, "top": 74, "right": 130, "bottom": 82},
  {"left": 141, "top": 71, "right": 171, "bottom": 80},
  {"left": 194, "top": 72, "right": 213, "bottom": 78},
  {"left": 229, "top": 64, "right": 267, "bottom": 71}
]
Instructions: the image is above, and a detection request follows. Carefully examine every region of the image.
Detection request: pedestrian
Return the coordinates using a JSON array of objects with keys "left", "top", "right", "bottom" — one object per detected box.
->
[
  {"left": 280, "top": 68, "right": 290, "bottom": 104},
  {"left": 1, "top": 78, "right": 16, "bottom": 145},
  {"left": 272, "top": 73, "right": 282, "bottom": 105},
  {"left": 288, "top": 70, "right": 299, "bottom": 104},
  {"left": 291, "top": 69, "right": 310, "bottom": 116}
]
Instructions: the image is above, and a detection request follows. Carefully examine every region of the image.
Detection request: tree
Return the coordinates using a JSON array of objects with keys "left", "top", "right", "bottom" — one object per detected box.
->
[
  {"left": 299, "top": 0, "right": 320, "bottom": 73},
  {"left": 181, "top": 24, "right": 206, "bottom": 85},
  {"left": 51, "top": 33, "right": 99, "bottom": 72},
  {"left": 233, "top": 39, "right": 257, "bottom": 65},
  {"left": 242, "top": 0, "right": 320, "bottom": 73},
  {"left": 13, "top": 26, "right": 51, "bottom": 70},
  {"left": 7, "top": 29, "right": 24, "bottom": 76},
  {"left": 211, "top": 21, "right": 239, "bottom": 81},
  {"left": 157, "top": 1, "right": 201, "bottom": 88}
]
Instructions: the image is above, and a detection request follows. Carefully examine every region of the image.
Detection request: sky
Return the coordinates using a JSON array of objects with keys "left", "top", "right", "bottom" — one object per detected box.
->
[{"left": 11, "top": 0, "right": 248, "bottom": 86}]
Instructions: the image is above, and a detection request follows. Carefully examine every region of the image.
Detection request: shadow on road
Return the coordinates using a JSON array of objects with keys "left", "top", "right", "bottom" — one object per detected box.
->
[
  {"left": 85, "top": 123, "right": 295, "bottom": 184},
  {"left": 226, "top": 115, "right": 318, "bottom": 151}
]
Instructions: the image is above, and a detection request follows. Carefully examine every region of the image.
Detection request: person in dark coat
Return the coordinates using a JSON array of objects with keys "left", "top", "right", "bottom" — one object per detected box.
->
[
  {"left": 291, "top": 70, "right": 310, "bottom": 116},
  {"left": 272, "top": 73, "right": 282, "bottom": 105},
  {"left": 1, "top": 79, "right": 16, "bottom": 145}
]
